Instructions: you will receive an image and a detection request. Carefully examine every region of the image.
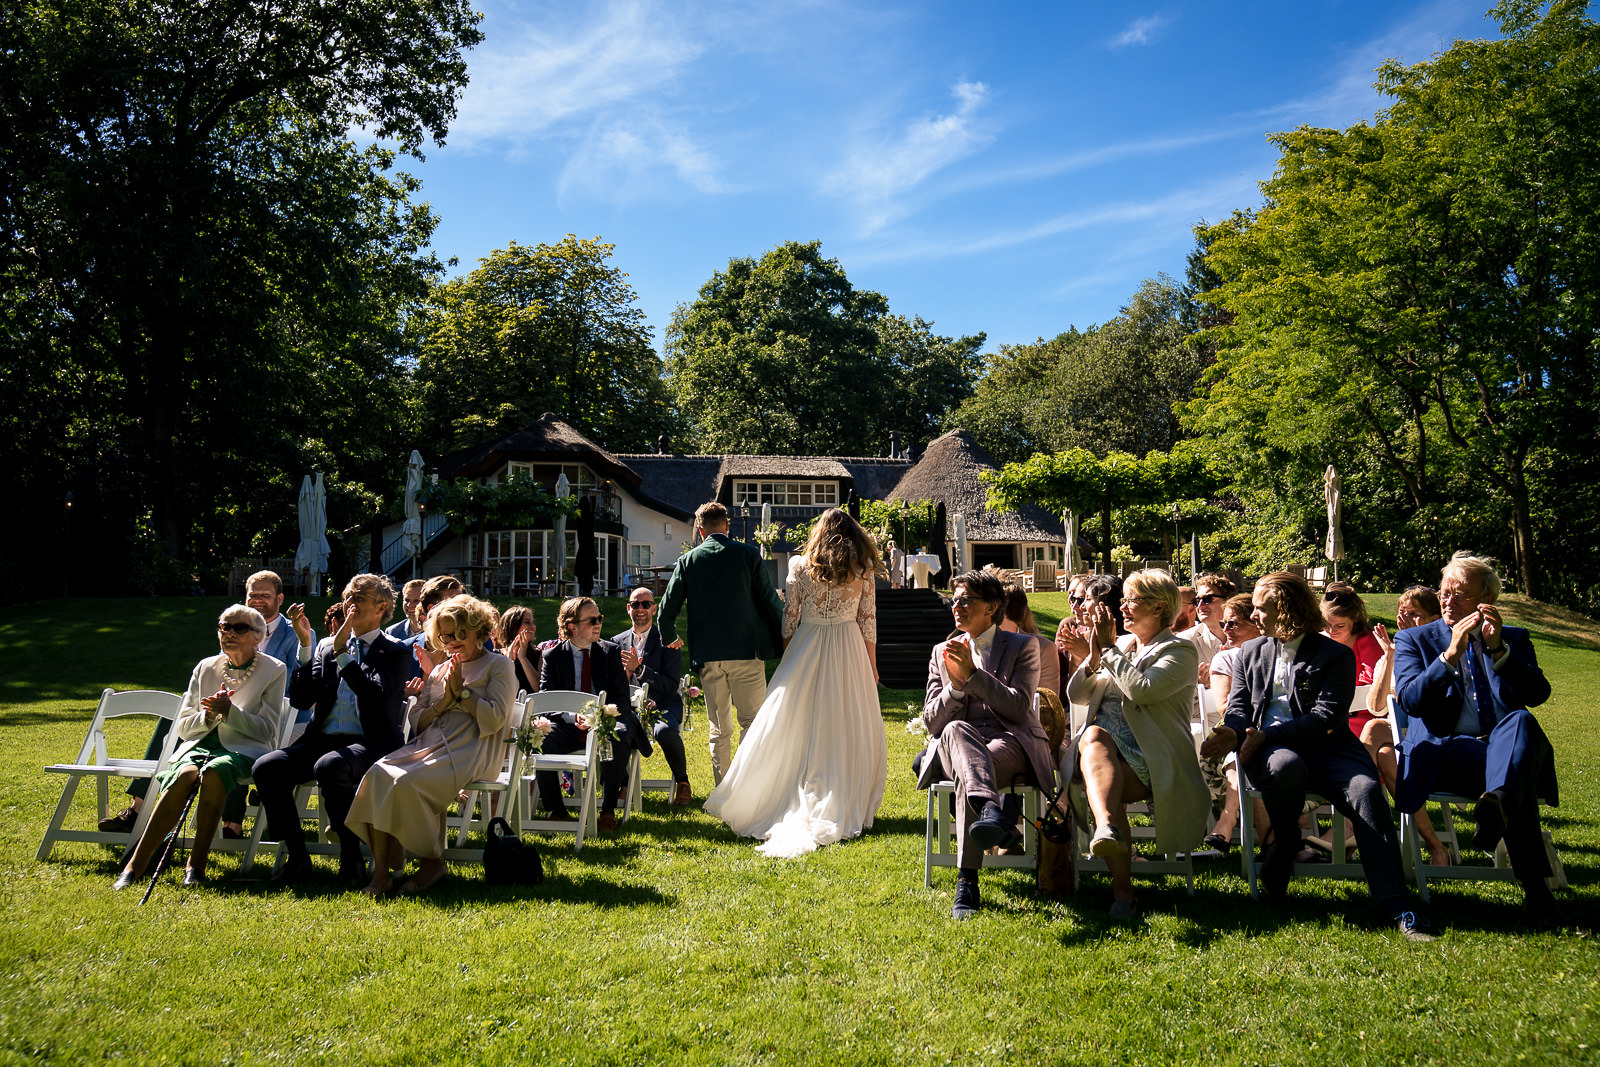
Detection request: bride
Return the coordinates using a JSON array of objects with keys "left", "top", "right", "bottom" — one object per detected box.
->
[{"left": 704, "top": 508, "right": 887, "bottom": 858}]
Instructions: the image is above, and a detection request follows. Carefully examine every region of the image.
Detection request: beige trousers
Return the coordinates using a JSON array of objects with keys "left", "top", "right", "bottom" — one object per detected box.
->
[{"left": 701, "top": 658, "right": 768, "bottom": 784}]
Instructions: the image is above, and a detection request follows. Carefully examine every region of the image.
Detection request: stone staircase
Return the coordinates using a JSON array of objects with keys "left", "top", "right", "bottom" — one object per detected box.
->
[{"left": 875, "top": 587, "right": 954, "bottom": 689}]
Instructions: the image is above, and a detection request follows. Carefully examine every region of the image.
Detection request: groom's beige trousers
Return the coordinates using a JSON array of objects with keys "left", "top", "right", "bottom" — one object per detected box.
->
[{"left": 701, "top": 658, "right": 768, "bottom": 784}]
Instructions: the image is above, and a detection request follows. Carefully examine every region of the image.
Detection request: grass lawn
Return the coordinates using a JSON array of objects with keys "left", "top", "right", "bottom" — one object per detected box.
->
[{"left": 2, "top": 592, "right": 1597, "bottom": 1065}]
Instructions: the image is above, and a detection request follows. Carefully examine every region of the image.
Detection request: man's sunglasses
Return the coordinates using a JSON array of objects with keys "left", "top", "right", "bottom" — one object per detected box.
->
[
  {"left": 579, "top": 615, "right": 604, "bottom": 626},
  {"left": 1196, "top": 594, "right": 1224, "bottom": 604},
  {"left": 629, "top": 600, "right": 655, "bottom": 609}
]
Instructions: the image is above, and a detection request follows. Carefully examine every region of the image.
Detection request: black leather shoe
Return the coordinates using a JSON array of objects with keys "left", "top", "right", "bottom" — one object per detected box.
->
[
  {"left": 99, "top": 806, "right": 139, "bottom": 834},
  {"left": 1473, "top": 790, "right": 1507, "bottom": 852},
  {"left": 952, "top": 877, "right": 980, "bottom": 920},
  {"left": 182, "top": 868, "right": 203, "bottom": 887},
  {"left": 271, "top": 855, "right": 313, "bottom": 885},
  {"left": 337, "top": 854, "right": 368, "bottom": 885},
  {"left": 1397, "top": 910, "right": 1437, "bottom": 942},
  {"left": 969, "top": 801, "right": 1020, "bottom": 851}
]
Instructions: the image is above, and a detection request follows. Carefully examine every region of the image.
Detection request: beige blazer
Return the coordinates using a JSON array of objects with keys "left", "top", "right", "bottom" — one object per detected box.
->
[{"left": 1064, "top": 629, "right": 1208, "bottom": 855}]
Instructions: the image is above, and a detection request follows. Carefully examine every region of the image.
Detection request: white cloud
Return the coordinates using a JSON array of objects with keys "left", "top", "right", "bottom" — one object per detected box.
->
[
  {"left": 823, "top": 81, "right": 995, "bottom": 232},
  {"left": 558, "top": 113, "right": 727, "bottom": 202},
  {"left": 449, "top": 0, "right": 703, "bottom": 146},
  {"left": 1109, "top": 15, "right": 1168, "bottom": 49}
]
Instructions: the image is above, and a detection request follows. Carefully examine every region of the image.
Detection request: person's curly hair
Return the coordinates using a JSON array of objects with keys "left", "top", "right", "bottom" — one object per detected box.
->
[
  {"left": 425, "top": 593, "right": 499, "bottom": 648},
  {"left": 342, "top": 573, "right": 397, "bottom": 625},
  {"left": 495, "top": 604, "right": 535, "bottom": 648},
  {"left": 1254, "top": 572, "right": 1322, "bottom": 639},
  {"left": 802, "top": 508, "right": 884, "bottom": 586}
]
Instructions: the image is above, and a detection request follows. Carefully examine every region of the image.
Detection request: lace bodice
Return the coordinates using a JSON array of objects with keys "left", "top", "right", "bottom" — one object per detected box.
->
[{"left": 782, "top": 555, "right": 877, "bottom": 642}]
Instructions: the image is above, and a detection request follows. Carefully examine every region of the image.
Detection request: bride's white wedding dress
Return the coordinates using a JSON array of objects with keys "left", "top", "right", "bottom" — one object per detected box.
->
[{"left": 703, "top": 555, "right": 887, "bottom": 858}]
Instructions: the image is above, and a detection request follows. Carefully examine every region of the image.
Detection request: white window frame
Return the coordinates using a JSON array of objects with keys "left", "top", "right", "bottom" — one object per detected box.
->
[{"left": 731, "top": 479, "right": 839, "bottom": 507}]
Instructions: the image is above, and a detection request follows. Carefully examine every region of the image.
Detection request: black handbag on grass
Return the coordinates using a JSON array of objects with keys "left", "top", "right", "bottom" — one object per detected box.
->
[{"left": 484, "top": 817, "right": 544, "bottom": 886}]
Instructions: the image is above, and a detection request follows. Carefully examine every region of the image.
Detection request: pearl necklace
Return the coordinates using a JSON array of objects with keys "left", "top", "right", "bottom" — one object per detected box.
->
[{"left": 220, "top": 654, "right": 257, "bottom": 689}]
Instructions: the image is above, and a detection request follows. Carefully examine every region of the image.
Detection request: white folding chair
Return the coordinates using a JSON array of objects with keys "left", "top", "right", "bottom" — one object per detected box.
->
[
  {"left": 622, "top": 684, "right": 674, "bottom": 820},
  {"left": 520, "top": 690, "right": 605, "bottom": 851},
  {"left": 38, "top": 689, "right": 183, "bottom": 860},
  {"left": 1387, "top": 696, "right": 1562, "bottom": 902},
  {"left": 445, "top": 696, "right": 528, "bottom": 861},
  {"left": 194, "top": 695, "right": 294, "bottom": 871}
]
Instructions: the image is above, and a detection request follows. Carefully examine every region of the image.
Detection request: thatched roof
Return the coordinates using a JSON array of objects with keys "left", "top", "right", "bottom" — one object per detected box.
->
[
  {"left": 434, "top": 413, "right": 692, "bottom": 520},
  {"left": 718, "top": 456, "right": 852, "bottom": 480},
  {"left": 886, "top": 428, "right": 1062, "bottom": 542},
  {"left": 841, "top": 458, "right": 913, "bottom": 501}
]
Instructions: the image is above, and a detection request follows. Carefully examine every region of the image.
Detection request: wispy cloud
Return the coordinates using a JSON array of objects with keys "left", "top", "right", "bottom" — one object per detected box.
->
[
  {"left": 823, "top": 81, "right": 995, "bottom": 232},
  {"left": 450, "top": 0, "right": 702, "bottom": 146},
  {"left": 1109, "top": 15, "right": 1168, "bottom": 49},
  {"left": 558, "top": 113, "right": 727, "bottom": 202}
]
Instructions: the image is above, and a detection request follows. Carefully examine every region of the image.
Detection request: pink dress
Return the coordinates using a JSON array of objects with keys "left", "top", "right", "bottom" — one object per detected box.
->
[{"left": 1347, "top": 631, "right": 1383, "bottom": 736}]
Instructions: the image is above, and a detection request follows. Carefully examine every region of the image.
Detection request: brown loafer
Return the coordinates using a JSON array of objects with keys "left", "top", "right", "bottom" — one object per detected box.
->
[
  {"left": 671, "top": 782, "right": 692, "bottom": 806},
  {"left": 98, "top": 806, "right": 139, "bottom": 834},
  {"left": 597, "top": 813, "right": 618, "bottom": 832}
]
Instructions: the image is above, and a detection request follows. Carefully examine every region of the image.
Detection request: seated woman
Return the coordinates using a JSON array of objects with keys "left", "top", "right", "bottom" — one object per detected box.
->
[
  {"left": 112, "top": 605, "right": 287, "bottom": 889},
  {"left": 1062, "top": 569, "right": 1209, "bottom": 918},
  {"left": 1365, "top": 584, "right": 1448, "bottom": 864},
  {"left": 1001, "top": 583, "right": 1062, "bottom": 704},
  {"left": 345, "top": 593, "right": 517, "bottom": 896},
  {"left": 1321, "top": 583, "right": 1385, "bottom": 735},
  {"left": 1202, "top": 594, "right": 1262, "bottom": 853},
  {"left": 496, "top": 604, "right": 541, "bottom": 693}
]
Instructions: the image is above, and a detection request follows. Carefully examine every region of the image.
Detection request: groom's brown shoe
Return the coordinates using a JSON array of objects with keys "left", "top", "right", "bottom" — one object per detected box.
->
[
  {"left": 597, "top": 813, "right": 618, "bottom": 832},
  {"left": 672, "top": 782, "right": 692, "bottom": 806}
]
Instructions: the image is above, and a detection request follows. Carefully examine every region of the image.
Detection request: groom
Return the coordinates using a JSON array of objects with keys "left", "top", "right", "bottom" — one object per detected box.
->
[{"left": 658, "top": 502, "right": 785, "bottom": 785}]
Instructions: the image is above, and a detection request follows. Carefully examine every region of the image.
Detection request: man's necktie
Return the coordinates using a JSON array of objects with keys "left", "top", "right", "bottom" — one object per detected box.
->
[
  {"left": 581, "top": 648, "right": 593, "bottom": 693},
  {"left": 1462, "top": 638, "right": 1497, "bottom": 736}
]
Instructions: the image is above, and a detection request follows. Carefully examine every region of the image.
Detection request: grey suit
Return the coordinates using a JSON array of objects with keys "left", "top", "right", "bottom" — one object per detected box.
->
[
  {"left": 922, "top": 627, "right": 1046, "bottom": 869},
  {"left": 1224, "top": 631, "right": 1405, "bottom": 905}
]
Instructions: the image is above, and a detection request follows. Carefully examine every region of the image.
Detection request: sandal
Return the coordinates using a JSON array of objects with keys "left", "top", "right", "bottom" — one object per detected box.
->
[
  {"left": 397, "top": 864, "right": 447, "bottom": 895},
  {"left": 1203, "top": 832, "right": 1231, "bottom": 855}
]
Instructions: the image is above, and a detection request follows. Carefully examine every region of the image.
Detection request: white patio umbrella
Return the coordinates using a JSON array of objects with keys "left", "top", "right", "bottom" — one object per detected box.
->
[
  {"left": 1063, "top": 510, "right": 1082, "bottom": 575},
  {"left": 761, "top": 501, "right": 773, "bottom": 559},
  {"left": 552, "top": 472, "right": 570, "bottom": 587},
  {"left": 401, "top": 449, "right": 424, "bottom": 579},
  {"left": 1324, "top": 464, "right": 1344, "bottom": 581},
  {"left": 295, "top": 473, "right": 331, "bottom": 596},
  {"left": 952, "top": 513, "right": 969, "bottom": 574},
  {"left": 1190, "top": 532, "right": 1201, "bottom": 581}
]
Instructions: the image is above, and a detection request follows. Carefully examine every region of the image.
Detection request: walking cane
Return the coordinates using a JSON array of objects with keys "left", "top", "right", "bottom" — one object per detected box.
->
[{"left": 138, "top": 777, "right": 201, "bottom": 906}]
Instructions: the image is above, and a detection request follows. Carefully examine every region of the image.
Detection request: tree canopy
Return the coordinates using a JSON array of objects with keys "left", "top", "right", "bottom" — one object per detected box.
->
[
  {"left": 410, "top": 236, "right": 677, "bottom": 457},
  {"left": 1188, "top": 0, "right": 1600, "bottom": 601},
  {"left": 666, "top": 240, "right": 982, "bottom": 456}
]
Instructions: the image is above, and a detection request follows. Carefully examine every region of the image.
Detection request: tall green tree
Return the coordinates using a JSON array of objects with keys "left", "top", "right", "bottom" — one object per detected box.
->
[
  {"left": 952, "top": 276, "right": 1209, "bottom": 467},
  {"left": 666, "top": 240, "right": 981, "bottom": 455},
  {"left": 0, "top": 0, "right": 481, "bottom": 596},
  {"left": 410, "top": 236, "right": 676, "bottom": 456},
  {"left": 1190, "top": 0, "right": 1600, "bottom": 600}
]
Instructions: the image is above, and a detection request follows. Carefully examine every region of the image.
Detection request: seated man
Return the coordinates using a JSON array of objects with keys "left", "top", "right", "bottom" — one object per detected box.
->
[
  {"left": 612, "top": 586, "right": 692, "bottom": 805},
  {"left": 917, "top": 570, "right": 1046, "bottom": 919},
  {"left": 386, "top": 579, "right": 425, "bottom": 640},
  {"left": 1394, "top": 551, "right": 1558, "bottom": 923},
  {"left": 537, "top": 596, "right": 653, "bottom": 832},
  {"left": 1178, "top": 572, "right": 1237, "bottom": 686},
  {"left": 1201, "top": 571, "right": 1432, "bottom": 940},
  {"left": 251, "top": 574, "right": 409, "bottom": 884}
]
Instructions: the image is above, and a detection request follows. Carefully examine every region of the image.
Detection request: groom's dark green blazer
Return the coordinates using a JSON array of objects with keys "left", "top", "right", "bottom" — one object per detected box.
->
[{"left": 657, "top": 533, "right": 785, "bottom": 670}]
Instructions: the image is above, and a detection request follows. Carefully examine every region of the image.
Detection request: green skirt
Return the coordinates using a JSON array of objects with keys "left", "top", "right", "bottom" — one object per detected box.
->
[{"left": 154, "top": 730, "right": 253, "bottom": 794}]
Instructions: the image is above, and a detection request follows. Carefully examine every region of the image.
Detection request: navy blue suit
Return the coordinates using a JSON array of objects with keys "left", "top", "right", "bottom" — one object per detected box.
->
[
  {"left": 611, "top": 624, "right": 689, "bottom": 784},
  {"left": 1225, "top": 631, "right": 1406, "bottom": 907},
  {"left": 536, "top": 638, "right": 652, "bottom": 816},
  {"left": 252, "top": 631, "right": 409, "bottom": 867},
  {"left": 1394, "top": 617, "right": 1555, "bottom": 890}
]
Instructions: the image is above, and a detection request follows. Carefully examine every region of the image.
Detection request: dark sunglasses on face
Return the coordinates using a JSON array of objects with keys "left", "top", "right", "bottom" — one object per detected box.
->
[
  {"left": 1220, "top": 619, "right": 1245, "bottom": 630},
  {"left": 629, "top": 600, "right": 654, "bottom": 609},
  {"left": 218, "top": 622, "right": 255, "bottom": 635},
  {"left": 1196, "top": 594, "right": 1223, "bottom": 604},
  {"left": 579, "top": 615, "right": 604, "bottom": 626}
]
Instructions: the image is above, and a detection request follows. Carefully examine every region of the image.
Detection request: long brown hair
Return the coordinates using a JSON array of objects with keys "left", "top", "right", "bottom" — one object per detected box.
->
[{"left": 803, "top": 508, "right": 884, "bottom": 587}]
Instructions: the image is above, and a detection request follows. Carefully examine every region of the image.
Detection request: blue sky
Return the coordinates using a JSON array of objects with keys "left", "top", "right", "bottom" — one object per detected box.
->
[{"left": 403, "top": 0, "right": 1496, "bottom": 352}]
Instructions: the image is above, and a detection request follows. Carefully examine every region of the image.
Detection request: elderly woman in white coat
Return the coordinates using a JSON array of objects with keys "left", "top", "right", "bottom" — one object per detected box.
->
[
  {"left": 1063, "top": 568, "right": 1208, "bottom": 918},
  {"left": 346, "top": 593, "right": 516, "bottom": 896},
  {"left": 113, "top": 604, "right": 287, "bottom": 889}
]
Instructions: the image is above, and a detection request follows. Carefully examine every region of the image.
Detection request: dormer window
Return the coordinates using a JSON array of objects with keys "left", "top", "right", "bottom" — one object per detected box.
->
[{"left": 732, "top": 480, "right": 838, "bottom": 507}]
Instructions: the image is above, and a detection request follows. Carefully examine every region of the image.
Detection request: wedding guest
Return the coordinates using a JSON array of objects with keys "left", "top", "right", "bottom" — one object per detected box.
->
[
  {"left": 1394, "top": 553, "right": 1558, "bottom": 924},
  {"left": 1178, "top": 573, "right": 1237, "bottom": 685},
  {"left": 346, "top": 593, "right": 517, "bottom": 896},
  {"left": 1002, "top": 583, "right": 1062, "bottom": 703},
  {"left": 386, "top": 579, "right": 426, "bottom": 640},
  {"left": 252, "top": 575, "right": 409, "bottom": 885},
  {"left": 1201, "top": 572, "right": 1432, "bottom": 940},
  {"left": 537, "top": 597, "right": 652, "bottom": 831},
  {"left": 496, "top": 605, "right": 541, "bottom": 692},
  {"left": 612, "top": 587, "right": 692, "bottom": 805},
  {"left": 1175, "top": 586, "right": 1198, "bottom": 632},
  {"left": 919, "top": 570, "right": 1047, "bottom": 919},
  {"left": 1063, "top": 569, "right": 1208, "bottom": 918},
  {"left": 1202, "top": 594, "right": 1262, "bottom": 854},
  {"left": 113, "top": 606, "right": 287, "bottom": 889}
]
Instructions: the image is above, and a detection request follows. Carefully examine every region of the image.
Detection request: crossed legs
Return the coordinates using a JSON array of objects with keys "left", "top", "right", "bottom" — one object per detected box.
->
[{"left": 1078, "top": 725, "right": 1153, "bottom": 905}]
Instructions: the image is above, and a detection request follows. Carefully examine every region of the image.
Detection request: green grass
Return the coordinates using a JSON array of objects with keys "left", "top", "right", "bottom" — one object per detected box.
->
[{"left": 2, "top": 594, "right": 1597, "bottom": 1065}]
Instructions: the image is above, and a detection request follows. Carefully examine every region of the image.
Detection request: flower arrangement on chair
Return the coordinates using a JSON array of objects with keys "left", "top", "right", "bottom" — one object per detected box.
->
[
  {"left": 577, "top": 698, "right": 621, "bottom": 761},
  {"left": 513, "top": 714, "right": 555, "bottom": 758},
  {"left": 678, "top": 674, "right": 704, "bottom": 734}
]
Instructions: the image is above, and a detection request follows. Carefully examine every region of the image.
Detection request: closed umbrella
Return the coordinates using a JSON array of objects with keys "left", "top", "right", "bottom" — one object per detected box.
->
[
  {"left": 761, "top": 501, "right": 772, "bottom": 559},
  {"left": 931, "top": 502, "right": 949, "bottom": 587},
  {"left": 295, "top": 474, "right": 331, "bottom": 596},
  {"left": 552, "top": 472, "right": 570, "bottom": 591},
  {"left": 1063, "top": 510, "right": 1082, "bottom": 575},
  {"left": 1190, "top": 532, "right": 1201, "bottom": 582},
  {"left": 1324, "top": 465, "right": 1344, "bottom": 581},
  {"left": 952, "top": 513, "right": 969, "bottom": 575},
  {"left": 401, "top": 449, "right": 424, "bottom": 579}
]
